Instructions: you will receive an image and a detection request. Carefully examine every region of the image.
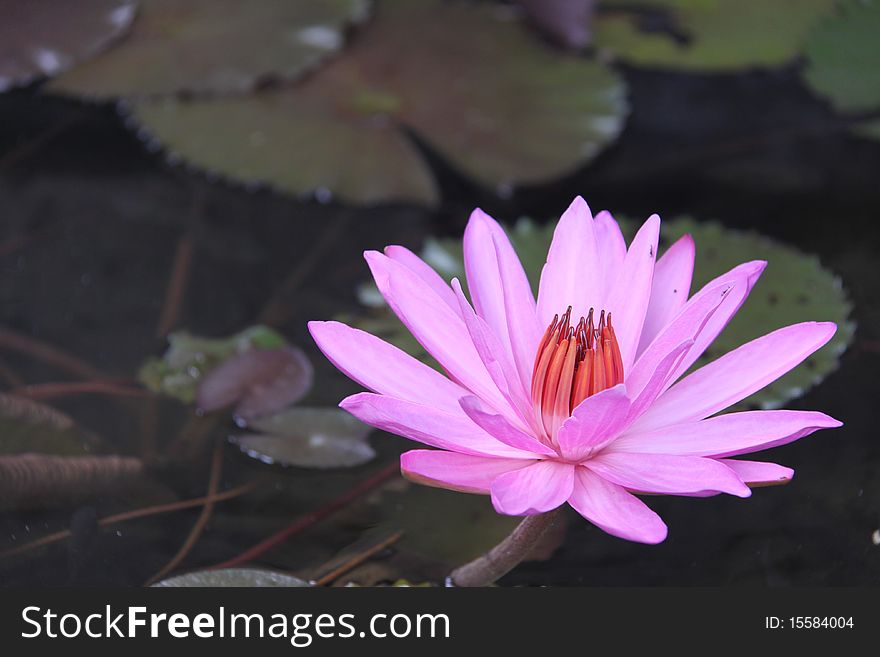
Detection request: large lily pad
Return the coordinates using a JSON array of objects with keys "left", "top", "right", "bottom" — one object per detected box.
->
[
  {"left": 0, "top": 0, "right": 136, "bottom": 92},
  {"left": 125, "top": 0, "right": 627, "bottom": 206},
  {"left": 153, "top": 568, "right": 310, "bottom": 587},
  {"left": 803, "top": 0, "right": 880, "bottom": 134},
  {"left": 593, "top": 0, "right": 836, "bottom": 71},
  {"left": 350, "top": 216, "right": 853, "bottom": 410},
  {"left": 231, "top": 407, "right": 375, "bottom": 469},
  {"left": 138, "top": 325, "right": 290, "bottom": 404},
  {"left": 49, "top": 0, "right": 371, "bottom": 98},
  {"left": 368, "top": 483, "right": 519, "bottom": 572}
]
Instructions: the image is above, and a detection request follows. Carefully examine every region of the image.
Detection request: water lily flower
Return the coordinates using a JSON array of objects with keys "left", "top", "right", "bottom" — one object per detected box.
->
[{"left": 309, "top": 197, "right": 841, "bottom": 545}]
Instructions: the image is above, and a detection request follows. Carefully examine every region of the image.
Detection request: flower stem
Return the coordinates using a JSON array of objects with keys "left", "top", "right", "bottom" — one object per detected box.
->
[{"left": 448, "top": 508, "right": 562, "bottom": 587}]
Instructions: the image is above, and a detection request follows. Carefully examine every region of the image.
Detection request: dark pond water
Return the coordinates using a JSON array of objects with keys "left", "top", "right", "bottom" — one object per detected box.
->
[{"left": 1, "top": 64, "right": 878, "bottom": 586}]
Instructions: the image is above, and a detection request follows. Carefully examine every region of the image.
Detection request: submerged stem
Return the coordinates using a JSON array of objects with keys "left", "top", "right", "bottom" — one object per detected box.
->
[{"left": 448, "top": 508, "right": 562, "bottom": 587}]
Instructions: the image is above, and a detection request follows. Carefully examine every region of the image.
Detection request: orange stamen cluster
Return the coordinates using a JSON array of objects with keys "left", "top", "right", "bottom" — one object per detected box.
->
[{"left": 531, "top": 307, "right": 624, "bottom": 440}]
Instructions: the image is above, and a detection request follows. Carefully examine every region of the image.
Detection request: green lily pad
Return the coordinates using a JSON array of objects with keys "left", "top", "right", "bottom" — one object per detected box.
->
[
  {"left": 49, "top": 0, "right": 371, "bottom": 98},
  {"left": 0, "top": 393, "right": 99, "bottom": 456},
  {"left": 803, "top": 0, "right": 880, "bottom": 139},
  {"left": 152, "top": 568, "right": 311, "bottom": 587},
  {"left": 593, "top": 0, "right": 836, "bottom": 71},
  {"left": 349, "top": 216, "right": 852, "bottom": 410},
  {"left": 231, "top": 407, "right": 376, "bottom": 469},
  {"left": 125, "top": 0, "right": 627, "bottom": 206},
  {"left": 0, "top": 0, "right": 136, "bottom": 92},
  {"left": 138, "top": 325, "right": 289, "bottom": 404},
  {"left": 371, "top": 483, "right": 519, "bottom": 571},
  {"left": 852, "top": 118, "right": 880, "bottom": 141}
]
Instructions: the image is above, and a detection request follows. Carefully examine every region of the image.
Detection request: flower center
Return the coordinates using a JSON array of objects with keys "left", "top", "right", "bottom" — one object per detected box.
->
[{"left": 530, "top": 307, "right": 624, "bottom": 441}]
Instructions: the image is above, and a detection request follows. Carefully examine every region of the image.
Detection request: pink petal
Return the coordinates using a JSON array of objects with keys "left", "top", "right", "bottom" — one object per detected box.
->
[
  {"left": 459, "top": 395, "right": 557, "bottom": 457},
  {"left": 492, "top": 229, "right": 543, "bottom": 394},
  {"left": 627, "top": 276, "right": 739, "bottom": 400},
  {"left": 664, "top": 260, "right": 767, "bottom": 386},
  {"left": 568, "top": 467, "right": 668, "bottom": 544},
  {"left": 537, "top": 197, "right": 602, "bottom": 326},
  {"left": 586, "top": 452, "right": 751, "bottom": 497},
  {"left": 557, "top": 384, "right": 630, "bottom": 461},
  {"left": 610, "top": 409, "right": 842, "bottom": 458},
  {"left": 593, "top": 210, "right": 627, "bottom": 291},
  {"left": 605, "top": 214, "right": 660, "bottom": 372},
  {"left": 366, "top": 250, "right": 508, "bottom": 412},
  {"left": 638, "top": 234, "right": 695, "bottom": 356},
  {"left": 452, "top": 280, "right": 534, "bottom": 429},
  {"left": 632, "top": 322, "right": 838, "bottom": 432},
  {"left": 490, "top": 460, "right": 574, "bottom": 515},
  {"left": 340, "top": 393, "right": 537, "bottom": 459},
  {"left": 400, "top": 449, "right": 533, "bottom": 494},
  {"left": 721, "top": 459, "right": 794, "bottom": 487},
  {"left": 308, "top": 321, "right": 468, "bottom": 413},
  {"left": 625, "top": 339, "right": 693, "bottom": 426},
  {"left": 384, "top": 245, "right": 460, "bottom": 314},
  {"left": 463, "top": 210, "right": 540, "bottom": 392}
]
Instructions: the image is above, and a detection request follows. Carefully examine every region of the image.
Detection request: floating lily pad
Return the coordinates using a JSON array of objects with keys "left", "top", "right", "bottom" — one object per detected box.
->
[
  {"left": 370, "top": 483, "right": 519, "bottom": 571},
  {"left": 0, "top": 0, "right": 136, "bottom": 92},
  {"left": 49, "top": 0, "right": 371, "bottom": 98},
  {"left": 125, "top": 0, "right": 627, "bottom": 205},
  {"left": 350, "top": 216, "right": 852, "bottom": 410},
  {"left": 593, "top": 0, "right": 836, "bottom": 71},
  {"left": 0, "top": 393, "right": 99, "bottom": 456},
  {"left": 231, "top": 407, "right": 375, "bottom": 469},
  {"left": 153, "top": 568, "right": 311, "bottom": 587},
  {"left": 138, "top": 325, "right": 289, "bottom": 404},
  {"left": 803, "top": 0, "right": 880, "bottom": 133},
  {"left": 197, "top": 347, "right": 313, "bottom": 421}
]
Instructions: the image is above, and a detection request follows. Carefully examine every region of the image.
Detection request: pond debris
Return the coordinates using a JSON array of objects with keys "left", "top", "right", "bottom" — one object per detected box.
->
[
  {"left": 196, "top": 346, "right": 313, "bottom": 422},
  {"left": 230, "top": 407, "right": 375, "bottom": 470},
  {"left": 0, "top": 453, "right": 143, "bottom": 511}
]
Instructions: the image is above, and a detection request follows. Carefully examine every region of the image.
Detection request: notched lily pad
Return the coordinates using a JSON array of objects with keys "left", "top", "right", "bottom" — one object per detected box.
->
[
  {"left": 0, "top": 0, "right": 136, "bottom": 92},
  {"left": 368, "top": 483, "right": 519, "bottom": 573},
  {"left": 803, "top": 0, "right": 880, "bottom": 139},
  {"left": 49, "top": 0, "right": 371, "bottom": 98},
  {"left": 349, "top": 216, "right": 852, "bottom": 410},
  {"left": 231, "top": 407, "right": 375, "bottom": 469},
  {"left": 593, "top": 0, "right": 836, "bottom": 71},
  {"left": 125, "top": 0, "right": 626, "bottom": 205},
  {"left": 152, "top": 568, "right": 311, "bottom": 587},
  {"left": 138, "top": 325, "right": 289, "bottom": 404},
  {"left": 196, "top": 346, "right": 313, "bottom": 421}
]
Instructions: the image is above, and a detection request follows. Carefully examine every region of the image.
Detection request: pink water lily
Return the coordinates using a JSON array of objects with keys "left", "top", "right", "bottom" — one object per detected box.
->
[{"left": 309, "top": 197, "right": 841, "bottom": 544}]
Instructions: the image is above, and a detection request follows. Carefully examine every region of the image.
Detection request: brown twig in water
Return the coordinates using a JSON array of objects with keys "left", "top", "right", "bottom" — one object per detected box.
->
[
  {"left": 210, "top": 462, "right": 400, "bottom": 570},
  {"left": 0, "top": 481, "right": 259, "bottom": 560},
  {"left": 258, "top": 213, "right": 351, "bottom": 328},
  {"left": 312, "top": 531, "right": 404, "bottom": 587},
  {"left": 156, "top": 186, "right": 205, "bottom": 337},
  {"left": 155, "top": 232, "right": 194, "bottom": 338},
  {"left": 12, "top": 380, "right": 150, "bottom": 401},
  {"left": 0, "top": 327, "right": 104, "bottom": 380},
  {"left": 0, "top": 114, "right": 84, "bottom": 171},
  {"left": 144, "top": 442, "right": 225, "bottom": 585}
]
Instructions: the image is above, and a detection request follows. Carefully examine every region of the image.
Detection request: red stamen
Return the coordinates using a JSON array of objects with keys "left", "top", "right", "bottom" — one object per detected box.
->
[{"left": 531, "top": 308, "right": 625, "bottom": 441}]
